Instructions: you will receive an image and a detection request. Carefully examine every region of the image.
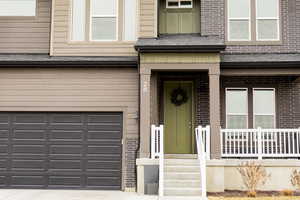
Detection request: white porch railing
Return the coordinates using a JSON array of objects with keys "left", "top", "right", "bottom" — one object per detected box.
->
[
  {"left": 221, "top": 127, "right": 300, "bottom": 159},
  {"left": 151, "top": 125, "right": 164, "bottom": 196},
  {"left": 195, "top": 126, "right": 208, "bottom": 199}
]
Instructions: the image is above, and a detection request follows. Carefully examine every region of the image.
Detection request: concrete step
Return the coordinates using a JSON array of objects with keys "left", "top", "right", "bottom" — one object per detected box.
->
[
  {"left": 164, "top": 187, "right": 202, "bottom": 196},
  {"left": 164, "top": 172, "right": 201, "bottom": 180},
  {"left": 164, "top": 180, "right": 201, "bottom": 188},
  {"left": 165, "top": 165, "right": 200, "bottom": 173},
  {"left": 164, "top": 159, "right": 199, "bottom": 166},
  {"left": 160, "top": 196, "right": 207, "bottom": 200}
]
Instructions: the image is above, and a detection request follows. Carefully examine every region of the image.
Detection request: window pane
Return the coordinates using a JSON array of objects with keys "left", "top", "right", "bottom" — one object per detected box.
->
[
  {"left": 254, "top": 115, "right": 275, "bottom": 129},
  {"left": 257, "top": 0, "right": 278, "bottom": 18},
  {"left": 92, "top": 17, "right": 116, "bottom": 40},
  {"left": 226, "top": 89, "right": 248, "bottom": 114},
  {"left": 0, "top": 0, "right": 36, "bottom": 16},
  {"left": 92, "top": 0, "right": 116, "bottom": 16},
  {"left": 124, "top": 0, "right": 137, "bottom": 41},
  {"left": 228, "top": 0, "right": 250, "bottom": 18},
  {"left": 253, "top": 89, "right": 275, "bottom": 114},
  {"left": 227, "top": 115, "right": 248, "bottom": 129},
  {"left": 72, "top": 0, "right": 86, "bottom": 41},
  {"left": 257, "top": 19, "right": 278, "bottom": 40},
  {"left": 229, "top": 20, "right": 250, "bottom": 40}
]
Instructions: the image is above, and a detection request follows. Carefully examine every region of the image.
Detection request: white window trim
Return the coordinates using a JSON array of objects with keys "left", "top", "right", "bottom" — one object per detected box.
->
[
  {"left": 253, "top": 88, "right": 276, "bottom": 128},
  {"left": 166, "top": 0, "right": 193, "bottom": 9},
  {"left": 225, "top": 88, "right": 249, "bottom": 129},
  {"left": 255, "top": 0, "right": 280, "bottom": 41},
  {"left": 89, "top": 0, "right": 119, "bottom": 42},
  {"left": 227, "top": 0, "right": 251, "bottom": 41}
]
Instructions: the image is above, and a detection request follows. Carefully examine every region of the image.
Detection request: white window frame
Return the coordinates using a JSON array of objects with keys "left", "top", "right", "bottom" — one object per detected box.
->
[
  {"left": 225, "top": 88, "right": 249, "bottom": 129},
  {"left": 227, "top": 0, "right": 251, "bottom": 41},
  {"left": 0, "top": 0, "right": 37, "bottom": 17},
  {"left": 253, "top": 88, "right": 276, "bottom": 129},
  {"left": 255, "top": 0, "right": 280, "bottom": 41},
  {"left": 166, "top": 0, "right": 193, "bottom": 9},
  {"left": 89, "top": 0, "right": 119, "bottom": 42}
]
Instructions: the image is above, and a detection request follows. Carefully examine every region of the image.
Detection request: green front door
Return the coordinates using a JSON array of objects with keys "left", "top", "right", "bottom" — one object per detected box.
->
[{"left": 164, "top": 81, "right": 193, "bottom": 154}]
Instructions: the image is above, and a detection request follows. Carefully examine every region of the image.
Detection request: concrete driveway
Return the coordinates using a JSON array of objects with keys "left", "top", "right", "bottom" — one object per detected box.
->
[{"left": 0, "top": 190, "right": 159, "bottom": 200}]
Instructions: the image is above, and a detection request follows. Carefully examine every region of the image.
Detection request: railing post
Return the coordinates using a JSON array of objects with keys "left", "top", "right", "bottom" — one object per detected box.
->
[
  {"left": 159, "top": 125, "right": 164, "bottom": 197},
  {"left": 206, "top": 125, "right": 211, "bottom": 160},
  {"left": 257, "top": 127, "right": 263, "bottom": 160},
  {"left": 151, "top": 125, "right": 155, "bottom": 159}
]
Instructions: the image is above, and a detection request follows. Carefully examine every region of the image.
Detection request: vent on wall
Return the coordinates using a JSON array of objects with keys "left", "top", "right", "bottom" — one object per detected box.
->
[{"left": 166, "top": 0, "right": 193, "bottom": 9}]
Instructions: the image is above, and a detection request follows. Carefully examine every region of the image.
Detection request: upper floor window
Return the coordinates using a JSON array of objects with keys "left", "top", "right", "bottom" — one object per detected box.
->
[
  {"left": 71, "top": 0, "right": 137, "bottom": 42},
  {"left": 0, "top": 0, "right": 36, "bottom": 16},
  {"left": 227, "top": 0, "right": 280, "bottom": 42}
]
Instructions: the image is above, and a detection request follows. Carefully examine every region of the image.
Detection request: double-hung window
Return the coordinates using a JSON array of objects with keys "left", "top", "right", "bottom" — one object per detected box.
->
[
  {"left": 91, "top": 0, "right": 117, "bottom": 41},
  {"left": 225, "top": 88, "right": 276, "bottom": 129},
  {"left": 227, "top": 0, "right": 280, "bottom": 42},
  {"left": 253, "top": 88, "right": 276, "bottom": 128},
  {"left": 227, "top": 0, "right": 251, "bottom": 41},
  {"left": 71, "top": 0, "right": 137, "bottom": 42},
  {"left": 0, "top": 0, "right": 36, "bottom": 16},
  {"left": 226, "top": 88, "right": 248, "bottom": 129}
]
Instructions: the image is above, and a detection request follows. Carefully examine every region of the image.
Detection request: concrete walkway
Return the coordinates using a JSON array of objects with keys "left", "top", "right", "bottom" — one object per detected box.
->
[{"left": 0, "top": 190, "right": 159, "bottom": 200}]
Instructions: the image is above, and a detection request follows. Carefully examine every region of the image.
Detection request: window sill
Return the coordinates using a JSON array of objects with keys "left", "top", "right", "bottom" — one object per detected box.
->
[
  {"left": 225, "top": 41, "right": 282, "bottom": 46},
  {"left": 67, "top": 41, "right": 136, "bottom": 45}
]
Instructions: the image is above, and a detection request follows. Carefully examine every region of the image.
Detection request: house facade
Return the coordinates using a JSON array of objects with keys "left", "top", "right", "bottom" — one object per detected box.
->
[{"left": 0, "top": 0, "right": 299, "bottom": 197}]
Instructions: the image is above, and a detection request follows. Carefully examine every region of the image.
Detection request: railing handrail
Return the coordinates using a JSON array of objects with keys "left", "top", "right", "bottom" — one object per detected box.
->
[
  {"left": 151, "top": 125, "right": 164, "bottom": 197},
  {"left": 195, "top": 126, "right": 208, "bottom": 199},
  {"left": 221, "top": 127, "right": 300, "bottom": 159}
]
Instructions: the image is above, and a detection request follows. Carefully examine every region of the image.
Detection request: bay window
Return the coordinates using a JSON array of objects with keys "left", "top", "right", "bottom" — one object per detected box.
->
[
  {"left": 71, "top": 0, "right": 137, "bottom": 42},
  {"left": 227, "top": 0, "right": 280, "bottom": 42}
]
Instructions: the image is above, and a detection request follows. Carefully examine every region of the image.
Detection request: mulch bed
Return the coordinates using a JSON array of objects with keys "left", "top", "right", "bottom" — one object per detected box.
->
[{"left": 208, "top": 190, "right": 300, "bottom": 197}]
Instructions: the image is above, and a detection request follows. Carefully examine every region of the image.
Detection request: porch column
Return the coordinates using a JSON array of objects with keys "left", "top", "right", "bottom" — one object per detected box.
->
[
  {"left": 209, "top": 68, "right": 221, "bottom": 159},
  {"left": 140, "top": 70, "right": 151, "bottom": 158}
]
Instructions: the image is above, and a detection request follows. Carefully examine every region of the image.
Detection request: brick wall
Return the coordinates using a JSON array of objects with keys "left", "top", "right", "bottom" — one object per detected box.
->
[
  {"left": 125, "top": 139, "right": 138, "bottom": 189},
  {"left": 201, "top": 0, "right": 300, "bottom": 53},
  {"left": 196, "top": 76, "right": 300, "bottom": 128}
]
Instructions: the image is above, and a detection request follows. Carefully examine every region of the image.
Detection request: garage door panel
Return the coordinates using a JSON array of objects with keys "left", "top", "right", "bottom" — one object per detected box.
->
[
  {"left": 87, "top": 177, "right": 121, "bottom": 189},
  {"left": 11, "top": 175, "right": 45, "bottom": 187},
  {"left": 87, "top": 130, "right": 122, "bottom": 140},
  {"left": 49, "top": 130, "right": 83, "bottom": 141},
  {"left": 87, "top": 145, "right": 121, "bottom": 155},
  {"left": 0, "top": 159, "right": 7, "bottom": 171},
  {"left": 50, "top": 145, "right": 83, "bottom": 155},
  {"left": 0, "top": 112, "right": 123, "bottom": 189},
  {"left": 86, "top": 160, "right": 121, "bottom": 170},
  {"left": 11, "top": 159, "right": 46, "bottom": 171},
  {"left": 49, "top": 160, "right": 82, "bottom": 171},
  {"left": 12, "top": 130, "right": 46, "bottom": 141},
  {"left": 49, "top": 176, "right": 82, "bottom": 188},
  {"left": 12, "top": 145, "right": 46, "bottom": 155}
]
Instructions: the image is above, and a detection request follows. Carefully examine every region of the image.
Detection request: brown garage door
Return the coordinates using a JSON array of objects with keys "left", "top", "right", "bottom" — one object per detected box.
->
[{"left": 0, "top": 112, "right": 122, "bottom": 189}]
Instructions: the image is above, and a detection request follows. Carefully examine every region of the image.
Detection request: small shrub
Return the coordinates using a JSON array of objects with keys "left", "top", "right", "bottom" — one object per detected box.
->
[
  {"left": 236, "top": 161, "right": 270, "bottom": 197},
  {"left": 291, "top": 170, "right": 300, "bottom": 190},
  {"left": 281, "top": 189, "right": 294, "bottom": 196},
  {"left": 247, "top": 191, "right": 257, "bottom": 197}
]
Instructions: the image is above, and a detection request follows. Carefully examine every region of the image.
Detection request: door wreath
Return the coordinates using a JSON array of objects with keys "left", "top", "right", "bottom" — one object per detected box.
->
[{"left": 171, "top": 87, "right": 188, "bottom": 106}]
